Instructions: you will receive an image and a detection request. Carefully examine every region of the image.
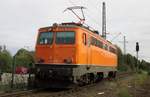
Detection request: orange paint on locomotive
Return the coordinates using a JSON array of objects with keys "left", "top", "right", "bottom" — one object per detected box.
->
[{"left": 35, "top": 25, "right": 117, "bottom": 68}]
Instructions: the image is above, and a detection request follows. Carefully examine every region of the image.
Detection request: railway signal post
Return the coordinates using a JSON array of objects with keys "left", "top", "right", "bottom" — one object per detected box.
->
[
  {"left": 133, "top": 42, "right": 139, "bottom": 97},
  {"left": 136, "top": 42, "right": 139, "bottom": 72}
]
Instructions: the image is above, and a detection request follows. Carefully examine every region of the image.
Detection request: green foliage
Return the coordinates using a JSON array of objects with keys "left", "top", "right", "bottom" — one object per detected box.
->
[
  {"left": 116, "top": 46, "right": 129, "bottom": 72},
  {"left": 0, "top": 50, "right": 12, "bottom": 72},
  {"left": 118, "top": 87, "right": 132, "bottom": 97},
  {"left": 139, "top": 60, "right": 150, "bottom": 72},
  {"left": 125, "top": 54, "right": 135, "bottom": 70},
  {"left": 134, "top": 71, "right": 148, "bottom": 85},
  {"left": 0, "top": 48, "right": 35, "bottom": 73},
  {"left": 116, "top": 45, "right": 150, "bottom": 72},
  {"left": 148, "top": 71, "right": 150, "bottom": 75},
  {"left": 15, "top": 48, "right": 35, "bottom": 68},
  {"left": 116, "top": 45, "right": 123, "bottom": 66},
  {"left": 118, "top": 64, "right": 128, "bottom": 72}
]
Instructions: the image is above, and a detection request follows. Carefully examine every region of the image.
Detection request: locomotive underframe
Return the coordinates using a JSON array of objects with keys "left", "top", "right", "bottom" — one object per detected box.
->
[{"left": 33, "top": 64, "right": 117, "bottom": 88}]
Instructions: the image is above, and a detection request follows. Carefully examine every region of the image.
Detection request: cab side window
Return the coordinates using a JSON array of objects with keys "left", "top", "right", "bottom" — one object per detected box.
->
[{"left": 83, "top": 33, "right": 87, "bottom": 45}]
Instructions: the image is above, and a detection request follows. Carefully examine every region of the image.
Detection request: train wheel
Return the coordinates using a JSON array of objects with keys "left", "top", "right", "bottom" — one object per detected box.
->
[
  {"left": 96, "top": 72, "right": 104, "bottom": 82},
  {"left": 108, "top": 71, "right": 116, "bottom": 80},
  {"left": 77, "top": 75, "right": 86, "bottom": 86},
  {"left": 78, "top": 73, "right": 91, "bottom": 86},
  {"left": 83, "top": 74, "right": 90, "bottom": 84},
  {"left": 89, "top": 73, "right": 95, "bottom": 84},
  {"left": 112, "top": 71, "right": 117, "bottom": 78}
]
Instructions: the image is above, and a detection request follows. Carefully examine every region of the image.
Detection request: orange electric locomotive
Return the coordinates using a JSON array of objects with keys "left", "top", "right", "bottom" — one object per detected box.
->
[
  {"left": 33, "top": 5, "right": 117, "bottom": 88},
  {"left": 34, "top": 22, "right": 117, "bottom": 88}
]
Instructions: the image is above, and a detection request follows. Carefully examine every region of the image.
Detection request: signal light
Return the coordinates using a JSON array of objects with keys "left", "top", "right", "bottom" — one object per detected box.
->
[{"left": 136, "top": 42, "right": 139, "bottom": 52}]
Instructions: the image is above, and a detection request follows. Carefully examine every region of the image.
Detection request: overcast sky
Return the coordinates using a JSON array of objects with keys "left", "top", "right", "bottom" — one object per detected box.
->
[{"left": 0, "top": 0, "right": 150, "bottom": 62}]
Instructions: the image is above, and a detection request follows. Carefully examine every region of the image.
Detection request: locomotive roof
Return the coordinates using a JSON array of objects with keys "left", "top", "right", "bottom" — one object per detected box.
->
[{"left": 39, "top": 22, "right": 116, "bottom": 49}]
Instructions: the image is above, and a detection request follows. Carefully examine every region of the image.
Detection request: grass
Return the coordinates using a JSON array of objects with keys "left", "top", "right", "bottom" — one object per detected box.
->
[
  {"left": 118, "top": 87, "right": 132, "bottom": 97},
  {"left": 0, "top": 84, "right": 11, "bottom": 92},
  {"left": 117, "top": 71, "right": 148, "bottom": 97},
  {"left": 116, "top": 79, "right": 132, "bottom": 97},
  {"left": 134, "top": 71, "right": 148, "bottom": 85},
  {"left": 0, "top": 83, "right": 27, "bottom": 92}
]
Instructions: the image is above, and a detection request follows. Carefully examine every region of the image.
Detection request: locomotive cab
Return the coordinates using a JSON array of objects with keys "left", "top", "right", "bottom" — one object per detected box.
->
[
  {"left": 36, "top": 29, "right": 76, "bottom": 65},
  {"left": 34, "top": 23, "right": 81, "bottom": 87}
]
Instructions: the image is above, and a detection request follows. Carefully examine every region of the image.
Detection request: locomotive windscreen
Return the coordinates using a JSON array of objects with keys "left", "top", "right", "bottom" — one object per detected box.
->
[
  {"left": 56, "top": 32, "right": 75, "bottom": 44},
  {"left": 38, "top": 32, "right": 53, "bottom": 45}
]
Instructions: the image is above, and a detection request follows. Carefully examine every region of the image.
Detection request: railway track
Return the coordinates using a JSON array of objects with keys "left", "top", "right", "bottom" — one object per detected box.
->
[
  {"left": 0, "top": 72, "right": 134, "bottom": 97},
  {"left": 116, "top": 72, "right": 134, "bottom": 79},
  {"left": 0, "top": 90, "right": 30, "bottom": 97},
  {"left": 0, "top": 89, "right": 42, "bottom": 97}
]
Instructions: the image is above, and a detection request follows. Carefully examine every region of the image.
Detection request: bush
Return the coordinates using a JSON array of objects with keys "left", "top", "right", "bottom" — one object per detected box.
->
[
  {"left": 118, "top": 64, "right": 129, "bottom": 72},
  {"left": 148, "top": 71, "right": 150, "bottom": 75}
]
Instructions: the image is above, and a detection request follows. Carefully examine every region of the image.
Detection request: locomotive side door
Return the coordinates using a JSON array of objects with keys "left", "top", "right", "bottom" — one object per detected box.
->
[
  {"left": 87, "top": 36, "right": 91, "bottom": 66},
  {"left": 83, "top": 33, "right": 91, "bottom": 66}
]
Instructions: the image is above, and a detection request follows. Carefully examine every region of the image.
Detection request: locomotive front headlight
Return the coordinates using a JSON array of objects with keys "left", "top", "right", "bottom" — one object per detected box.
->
[
  {"left": 64, "top": 58, "right": 72, "bottom": 64},
  {"left": 37, "top": 58, "right": 44, "bottom": 63}
]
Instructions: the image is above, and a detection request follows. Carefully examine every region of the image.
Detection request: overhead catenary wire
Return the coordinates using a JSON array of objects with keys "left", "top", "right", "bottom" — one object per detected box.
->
[
  {"left": 77, "top": 0, "right": 103, "bottom": 25},
  {"left": 110, "top": 32, "right": 122, "bottom": 42},
  {"left": 68, "top": 0, "right": 123, "bottom": 42}
]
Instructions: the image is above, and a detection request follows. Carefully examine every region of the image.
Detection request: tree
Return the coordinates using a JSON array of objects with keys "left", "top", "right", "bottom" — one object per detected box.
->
[
  {"left": 115, "top": 46, "right": 127, "bottom": 71},
  {"left": 15, "top": 48, "right": 35, "bottom": 68},
  {"left": 139, "top": 60, "right": 150, "bottom": 72},
  {"left": 116, "top": 45, "right": 123, "bottom": 66},
  {"left": 126, "top": 54, "right": 135, "bottom": 70},
  {"left": 0, "top": 50, "right": 12, "bottom": 72}
]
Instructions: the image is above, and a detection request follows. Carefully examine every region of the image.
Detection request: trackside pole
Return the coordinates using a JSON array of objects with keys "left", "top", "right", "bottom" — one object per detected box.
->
[
  {"left": 134, "top": 42, "right": 139, "bottom": 97},
  {"left": 11, "top": 56, "right": 16, "bottom": 89}
]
